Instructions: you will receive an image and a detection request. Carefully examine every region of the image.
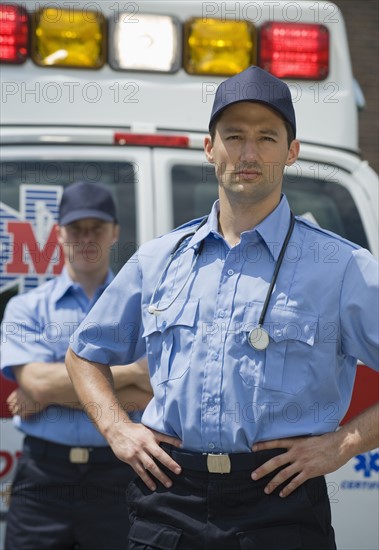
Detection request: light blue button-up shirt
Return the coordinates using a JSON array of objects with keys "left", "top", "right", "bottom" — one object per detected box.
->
[
  {"left": 71, "top": 196, "right": 379, "bottom": 453},
  {"left": 1, "top": 268, "right": 118, "bottom": 446}
]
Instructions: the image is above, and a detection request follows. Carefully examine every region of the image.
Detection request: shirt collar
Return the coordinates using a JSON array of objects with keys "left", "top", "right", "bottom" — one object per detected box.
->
[
  {"left": 253, "top": 195, "right": 293, "bottom": 261},
  {"left": 188, "top": 195, "right": 293, "bottom": 261},
  {"left": 50, "top": 266, "right": 114, "bottom": 304}
]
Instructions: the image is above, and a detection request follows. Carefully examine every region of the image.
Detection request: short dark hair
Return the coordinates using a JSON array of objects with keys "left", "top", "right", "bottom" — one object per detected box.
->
[{"left": 209, "top": 110, "right": 295, "bottom": 149}]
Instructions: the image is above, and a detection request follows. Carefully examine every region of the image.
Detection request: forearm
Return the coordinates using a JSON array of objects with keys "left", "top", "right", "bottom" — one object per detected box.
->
[
  {"left": 66, "top": 347, "right": 182, "bottom": 492},
  {"left": 14, "top": 356, "right": 152, "bottom": 411},
  {"left": 63, "top": 384, "right": 152, "bottom": 413},
  {"left": 111, "top": 356, "right": 151, "bottom": 394},
  {"left": 118, "top": 385, "right": 152, "bottom": 413},
  {"left": 337, "top": 403, "right": 379, "bottom": 459},
  {"left": 65, "top": 347, "right": 132, "bottom": 442},
  {"left": 14, "top": 362, "right": 80, "bottom": 407}
]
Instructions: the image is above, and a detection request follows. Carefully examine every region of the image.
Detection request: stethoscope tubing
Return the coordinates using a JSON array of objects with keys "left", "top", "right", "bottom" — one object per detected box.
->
[
  {"left": 148, "top": 212, "right": 295, "bottom": 325},
  {"left": 148, "top": 217, "right": 208, "bottom": 315},
  {"left": 257, "top": 210, "right": 295, "bottom": 328}
]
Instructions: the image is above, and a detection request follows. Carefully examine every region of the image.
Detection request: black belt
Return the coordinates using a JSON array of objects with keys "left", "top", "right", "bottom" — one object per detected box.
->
[
  {"left": 161, "top": 444, "right": 287, "bottom": 474},
  {"left": 24, "top": 435, "right": 119, "bottom": 465}
]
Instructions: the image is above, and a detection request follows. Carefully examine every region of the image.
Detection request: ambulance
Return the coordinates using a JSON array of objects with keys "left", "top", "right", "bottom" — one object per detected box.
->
[{"left": 0, "top": 1, "right": 378, "bottom": 547}]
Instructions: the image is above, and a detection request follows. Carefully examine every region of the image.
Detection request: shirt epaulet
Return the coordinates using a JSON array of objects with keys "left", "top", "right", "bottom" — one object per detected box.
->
[{"left": 295, "top": 215, "right": 361, "bottom": 251}]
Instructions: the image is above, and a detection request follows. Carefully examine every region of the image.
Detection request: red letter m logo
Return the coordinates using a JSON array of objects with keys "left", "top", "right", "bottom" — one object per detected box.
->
[{"left": 6, "top": 222, "right": 64, "bottom": 275}]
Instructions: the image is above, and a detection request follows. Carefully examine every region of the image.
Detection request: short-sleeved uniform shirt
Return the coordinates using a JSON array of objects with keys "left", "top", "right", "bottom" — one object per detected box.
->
[
  {"left": 1, "top": 268, "right": 117, "bottom": 446},
  {"left": 71, "top": 196, "right": 379, "bottom": 453}
]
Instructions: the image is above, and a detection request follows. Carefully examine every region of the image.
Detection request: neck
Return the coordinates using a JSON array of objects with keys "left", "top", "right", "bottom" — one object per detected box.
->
[
  {"left": 65, "top": 264, "right": 108, "bottom": 299},
  {"left": 218, "top": 196, "right": 280, "bottom": 246}
]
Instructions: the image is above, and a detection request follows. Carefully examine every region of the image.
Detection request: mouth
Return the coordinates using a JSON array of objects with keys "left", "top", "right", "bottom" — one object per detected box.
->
[{"left": 234, "top": 170, "right": 262, "bottom": 180}]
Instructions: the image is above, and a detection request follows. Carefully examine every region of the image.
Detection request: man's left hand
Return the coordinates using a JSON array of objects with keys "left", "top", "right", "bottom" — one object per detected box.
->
[
  {"left": 251, "top": 432, "right": 346, "bottom": 497},
  {"left": 7, "top": 388, "right": 40, "bottom": 419}
]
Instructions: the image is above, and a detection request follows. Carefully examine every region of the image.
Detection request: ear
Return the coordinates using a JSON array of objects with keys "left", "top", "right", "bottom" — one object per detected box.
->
[
  {"left": 204, "top": 135, "right": 214, "bottom": 164},
  {"left": 286, "top": 139, "right": 300, "bottom": 167},
  {"left": 56, "top": 224, "right": 64, "bottom": 246},
  {"left": 112, "top": 224, "right": 120, "bottom": 245}
]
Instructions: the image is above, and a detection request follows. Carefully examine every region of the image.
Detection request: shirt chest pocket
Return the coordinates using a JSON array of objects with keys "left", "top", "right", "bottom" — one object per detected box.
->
[
  {"left": 239, "top": 302, "right": 318, "bottom": 395},
  {"left": 143, "top": 299, "right": 199, "bottom": 384}
]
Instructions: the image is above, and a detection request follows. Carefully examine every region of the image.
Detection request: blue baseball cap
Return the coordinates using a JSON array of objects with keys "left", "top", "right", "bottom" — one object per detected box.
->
[
  {"left": 209, "top": 66, "right": 296, "bottom": 137},
  {"left": 58, "top": 181, "right": 118, "bottom": 226}
]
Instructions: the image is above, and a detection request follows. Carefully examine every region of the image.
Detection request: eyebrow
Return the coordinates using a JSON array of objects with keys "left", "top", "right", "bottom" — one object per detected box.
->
[
  {"left": 68, "top": 221, "right": 104, "bottom": 228},
  {"left": 258, "top": 128, "right": 280, "bottom": 137},
  {"left": 221, "top": 126, "right": 280, "bottom": 137},
  {"left": 222, "top": 126, "right": 244, "bottom": 133}
]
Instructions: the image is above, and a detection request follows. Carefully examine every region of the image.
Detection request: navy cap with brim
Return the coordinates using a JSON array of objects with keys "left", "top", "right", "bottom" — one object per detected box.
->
[
  {"left": 209, "top": 66, "right": 296, "bottom": 137},
  {"left": 58, "top": 181, "right": 118, "bottom": 226}
]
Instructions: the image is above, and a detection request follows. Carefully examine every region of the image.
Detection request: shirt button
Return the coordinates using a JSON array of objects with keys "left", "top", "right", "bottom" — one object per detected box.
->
[
  {"left": 208, "top": 443, "right": 215, "bottom": 450},
  {"left": 227, "top": 269, "right": 234, "bottom": 276},
  {"left": 212, "top": 352, "right": 219, "bottom": 360},
  {"left": 218, "top": 310, "right": 225, "bottom": 318},
  {"left": 162, "top": 321, "right": 167, "bottom": 329}
]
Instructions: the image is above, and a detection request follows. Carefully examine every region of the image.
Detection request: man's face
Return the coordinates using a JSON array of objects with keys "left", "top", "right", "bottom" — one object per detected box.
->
[
  {"left": 204, "top": 102, "right": 299, "bottom": 209},
  {"left": 57, "top": 218, "right": 119, "bottom": 275}
]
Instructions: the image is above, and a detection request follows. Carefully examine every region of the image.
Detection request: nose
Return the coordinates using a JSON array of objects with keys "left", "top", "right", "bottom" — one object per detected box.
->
[
  {"left": 239, "top": 138, "right": 259, "bottom": 163},
  {"left": 79, "top": 228, "right": 95, "bottom": 243}
]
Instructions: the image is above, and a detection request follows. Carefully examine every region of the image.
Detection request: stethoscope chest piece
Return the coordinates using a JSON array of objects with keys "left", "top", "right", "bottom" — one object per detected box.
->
[
  {"left": 246, "top": 210, "right": 295, "bottom": 352},
  {"left": 248, "top": 326, "right": 270, "bottom": 351}
]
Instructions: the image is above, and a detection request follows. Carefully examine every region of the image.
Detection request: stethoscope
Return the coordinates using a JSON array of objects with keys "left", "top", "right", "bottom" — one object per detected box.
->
[
  {"left": 148, "top": 211, "right": 295, "bottom": 351},
  {"left": 147, "top": 217, "right": 208, "bottom": 316}
]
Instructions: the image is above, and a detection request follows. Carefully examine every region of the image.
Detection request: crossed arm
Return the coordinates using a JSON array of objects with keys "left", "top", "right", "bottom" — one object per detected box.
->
[{"left": 7, "top": 356, "right": 152, "bottom": 418}]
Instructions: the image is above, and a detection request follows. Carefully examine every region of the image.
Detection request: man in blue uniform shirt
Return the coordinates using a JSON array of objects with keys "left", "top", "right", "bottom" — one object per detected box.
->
[
  {"left": 1, "top": 181, "right": 152, "bottom": 550},
  {"left": 66, "top": 68, "right": 379, "bottom": 549}
]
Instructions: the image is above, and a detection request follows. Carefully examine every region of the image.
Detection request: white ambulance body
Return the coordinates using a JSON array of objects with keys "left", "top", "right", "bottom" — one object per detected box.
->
[{"left": 0, "top": 1, "right": 378, "bottom": 548}]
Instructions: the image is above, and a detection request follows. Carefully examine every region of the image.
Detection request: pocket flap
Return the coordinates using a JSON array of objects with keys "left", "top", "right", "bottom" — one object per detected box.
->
[
  {"left": 243, "top": 302, "right": 318, "bottom": 346},
  {"left": 143, "top": 299, "right": 199, "bottom": 336},
  {"left": 128, "top": 517, "right": 182, "bottom": 549}
]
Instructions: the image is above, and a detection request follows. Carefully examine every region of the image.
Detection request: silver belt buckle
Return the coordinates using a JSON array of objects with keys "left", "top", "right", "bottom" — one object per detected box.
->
[
  {"left": 207, "top": 453, "right": 231, "bottom": 474},
  {"left": 69, "top": 447, "right": 90, "bottom": 464}
]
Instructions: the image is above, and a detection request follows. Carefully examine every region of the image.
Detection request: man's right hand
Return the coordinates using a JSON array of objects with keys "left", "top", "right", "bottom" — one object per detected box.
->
[
  {"left": 65, "top": 349, "right": 177, "bottom": 490},
  {"left": 109, "top": 422, "right": 182, "bottom": 491}
]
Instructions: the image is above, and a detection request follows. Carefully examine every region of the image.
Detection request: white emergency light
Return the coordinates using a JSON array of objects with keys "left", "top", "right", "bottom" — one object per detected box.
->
[{"left": 109, "top": 14, "right": 181, "bottom": 72}]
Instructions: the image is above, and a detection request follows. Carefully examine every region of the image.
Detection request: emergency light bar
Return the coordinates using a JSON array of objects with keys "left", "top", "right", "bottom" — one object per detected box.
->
[
  {"left": 32, "top": 7, "right": 106, "bottom": 68},
  {"left": 184, "top": 18, "right": 256, "bottom": 76},
  {"left": 110, "top": 14, "right": 181, "bottom": 72},
  {"left": 114, "top": 133, "right": 189, "bottom": 148},
  {"left": 260, "top": 22, "right": 329, "bottom": 80},
  {"left": 0, "top": 3, "right": 330, "bottom": 81},
  {"left": 0, "top": 4, "right": 28, "bottom": 64}
]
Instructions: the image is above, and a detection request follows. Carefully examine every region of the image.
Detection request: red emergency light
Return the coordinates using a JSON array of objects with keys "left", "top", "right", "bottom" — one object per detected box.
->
[
  {"left": 259, "top": 22, "right": 329, "bottom": 80},
  {"left": 114, "top": 133, "right": 190, "bottom": 148},
  {"left": 0, "top": 4, "right": 29, "bottom": 64}
]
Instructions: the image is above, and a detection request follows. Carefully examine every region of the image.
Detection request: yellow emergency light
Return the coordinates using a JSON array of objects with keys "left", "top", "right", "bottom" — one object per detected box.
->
[
  {"left": 32, "top": 8, "right": 106, "bottom": 68},
  {"left": 110, "top": 14, "right": 181, "bottom": 72},
  {"left": 184, "top": 18, "right": 256, "bottom": 76}
]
